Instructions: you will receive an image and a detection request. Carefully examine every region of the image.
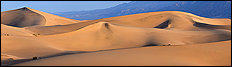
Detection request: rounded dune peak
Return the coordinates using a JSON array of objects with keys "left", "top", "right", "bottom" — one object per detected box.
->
[
  {"left": 22, "top": 6, "right": 31, "bottom": 9},
  {"left": 16, "top": 7, "right": 35, "bottom": 12},
  {"left": 1, "top": 7, "right": 79, "bottom": 27}
]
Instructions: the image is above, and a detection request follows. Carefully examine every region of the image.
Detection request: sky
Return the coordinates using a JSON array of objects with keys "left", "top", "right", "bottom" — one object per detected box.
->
[{"left": 1, "top": 1, "right": 131, "bottom": 13}]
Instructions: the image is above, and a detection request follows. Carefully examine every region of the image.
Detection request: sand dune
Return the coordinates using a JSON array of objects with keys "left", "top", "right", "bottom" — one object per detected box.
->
[
  {"left": 1, "top": 23, "right": 63, "bottom": 59},
  {"left": 1, "top": 53, "right": 22, "bottom": 61},
  {"left": 1, "top": 7, "right": 231, "bottom": 66},
  {"left": 23, "top": 11, "right": 231, "bottom": 36},
  {"left": 1, "top": 23, "right": 64, "bottom": 61},
  {"left": 92, "top": 11, "right": 231, "bottom": 30},
  {"left": 1, "top": 7, "right": 79, "bottom": 27},
  {"left": 34, "top": 22, "right": 230, "bottom": 51},
  {"left": 1, "top": 36, "right": 64, "bottom": 58},
  {"left": 14, "top": 40, "right": 231, "bottom": 66},
  {"left": 24, "top": 21, "right": 97, "bottom": 35},
  {"left": 1, "top": 24, "right": 34, "bottom": 36}
]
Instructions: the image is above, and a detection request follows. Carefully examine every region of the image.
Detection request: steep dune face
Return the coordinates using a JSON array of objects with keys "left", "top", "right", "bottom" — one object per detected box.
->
[
  {"left": 37, "top": 22, "right": 230, "bottom": 51},
  {"left": 1, "top": 7, "right": 78, "bottom": 27},
  {"left": 1, "top": 7, "right": 46, "bottom": 27},
  {"left": 26, "top": 7, "right": 80, "bottom": 26},
  {"left": 14, "top": 40, "right": 231, "bottom": 66}
]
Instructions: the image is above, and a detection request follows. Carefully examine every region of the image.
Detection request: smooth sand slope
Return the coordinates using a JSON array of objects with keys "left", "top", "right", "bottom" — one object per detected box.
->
[
  {"left": 23, "top": 11, "right": 231, "bottom": 36},
  {"left": 14, "top": 40, "right": 231, "bottom": 66},
  {"left": 1, "top": 23, "right": 63, "bottom": 59},
  {"left": 35, "top": 22, "right": 230, "bottom": 51},
  {"left": 1, "top": 35, "right": 65, "bottom": 66},
  {"left": 1, "top": 7, "right": 231, "bottom": 66},
  {"left": 1, "top": 53, "right": 22, "bottom": 61},
  {"left": 1, "top": 24, "right": 64, "bottom": 65},
  {"left": 1, "top": 7, "right": 79, "bottom": 27},
  {"left": 1, "top": 24, "right": 34, "bottom": 36},
  {"left": 24, "top": 21, "right": 96, "bottom": 35},
  {"left": 93, "top": 11, "right": 231, "bottom": 30},
  {"left": 1, "top": 36, "right": 63, "bottom": 59}
]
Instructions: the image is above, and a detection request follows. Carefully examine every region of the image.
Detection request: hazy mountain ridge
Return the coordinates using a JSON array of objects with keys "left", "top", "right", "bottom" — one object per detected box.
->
[
  {"left": 157, "top": 1, "right": 231, "bottom": 18},
  {"left": 54, "top": 1, "right": 231, "bottom": 20}
]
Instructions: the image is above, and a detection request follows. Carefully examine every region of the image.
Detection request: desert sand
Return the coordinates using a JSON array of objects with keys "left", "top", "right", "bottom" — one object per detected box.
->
[
  {"left": 13, "top": 40, "right": 231, "bottom": 66},
  {"left": 1, "top": 7, "right": 79, "bottom": 27},
  {"left": 1, "top": 7, "right": 231, "bottom": 66}
]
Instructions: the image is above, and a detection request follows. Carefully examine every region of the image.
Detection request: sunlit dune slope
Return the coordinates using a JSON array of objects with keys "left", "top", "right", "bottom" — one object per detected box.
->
[
  {"left": 24, "top": 11, "right": 231, "bottom": 36},
  {"left": 36, "top": 22, "right": 230, "bottom": 51},
  {"left": 14, "top": 40, "right": 231, "bottom": 66},
  {"left": 24, "top": 21, "right": 96, "bottom": 35},
  {"left": 1, "top": 7, "right": 79, "bottom": 27},
  {"left": 1, "top": 24, "right": 34, "bottom": 36},
  {"left": 91, "top": 11, "right": 231, "bottom": 30},
  {"left": 1, "top": 36, "right": 64, "bottom": 59}
]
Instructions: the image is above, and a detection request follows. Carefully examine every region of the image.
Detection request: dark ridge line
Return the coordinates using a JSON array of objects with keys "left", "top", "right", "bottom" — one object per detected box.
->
[
  {"left": 104, "top": 23, "right": 110, "bottom": 29},
  {"left": 154, "top": 19, "right": 171, "bottom": 29},
  {"left": 2, "top": 7, "right": 46, "bottom": 28},
  {"left": 193, "top": 21, "right": 231, "bottom": 30}
]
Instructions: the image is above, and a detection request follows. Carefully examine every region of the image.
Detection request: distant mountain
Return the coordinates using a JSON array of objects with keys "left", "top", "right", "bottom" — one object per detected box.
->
[
  {"left": 157, "top": 1, "right": 231, "bottom": 19},
  {"left": 54, "top": 1, "right": 231, "bottom": 20}
]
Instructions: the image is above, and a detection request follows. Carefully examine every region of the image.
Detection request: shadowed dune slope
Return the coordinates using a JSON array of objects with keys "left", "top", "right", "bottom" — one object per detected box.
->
[
  {"left": 1, "top": 7, "right": 79, "bottom": 27},
  {"left": 36, "top": 22, "right": 230, "bottom": 51},
  {"left": 14, "top": 40, "right": 231, "bottom": 66},
  {"left": 1, "top": 7, "right": 46, "bottom": 27}
]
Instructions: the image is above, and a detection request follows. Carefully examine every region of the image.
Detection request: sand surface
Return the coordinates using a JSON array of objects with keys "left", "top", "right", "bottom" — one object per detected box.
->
[
  {"left": 14, "top": 40, "right": 231, "bottom": 66},
  {"left": 1, "top": 7, "right": 79, "bottom": 27},
  {"left": 1, "top": 7, "right": 231, "bottom": 66}
]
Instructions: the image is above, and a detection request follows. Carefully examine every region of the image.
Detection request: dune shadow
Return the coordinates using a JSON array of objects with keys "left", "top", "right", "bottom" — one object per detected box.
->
[
  {"left": 1, "top": 51, "right": 87, "bottom": 66},
  {"left": 3, "top": 43, "right": 178, "bottom": 66},
  {"left": 2, "top": 7, "right": 46, "bottom": 27},
  {"left": 154, "top": 19, "right": 171, "bottom": 29},
  {"left": 193, "top": 21, "right": 231, "bottom": 30},
  {"left": 142, "top": 43, "right": 159, "bottom": 47}
]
